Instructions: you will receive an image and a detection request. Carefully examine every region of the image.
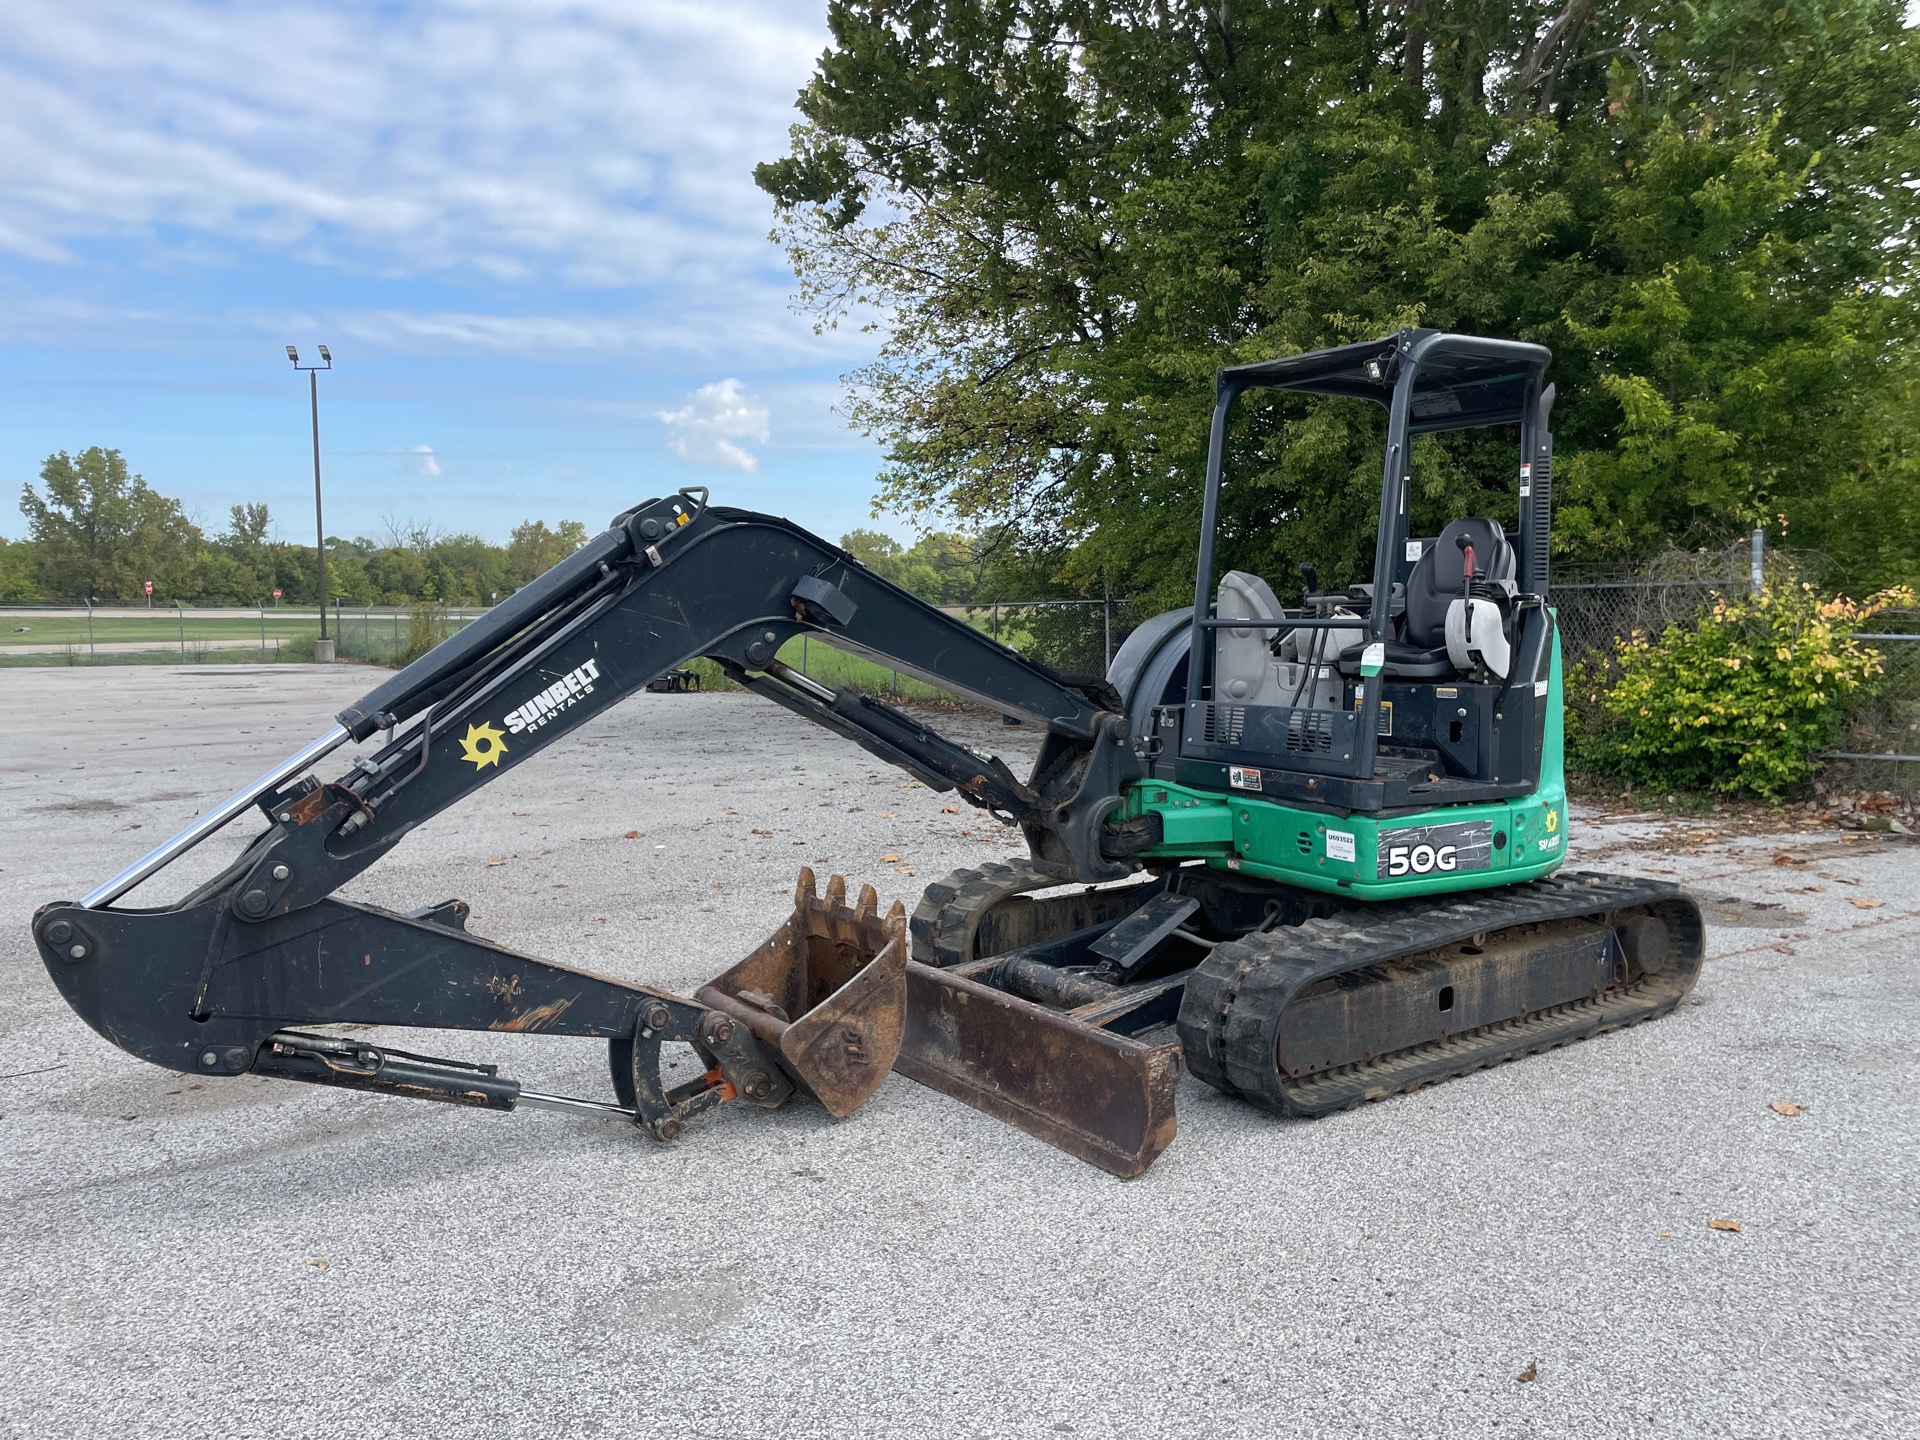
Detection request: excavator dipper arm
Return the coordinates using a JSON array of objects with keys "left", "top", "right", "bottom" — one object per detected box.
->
[{"left": 31, "top": 490, "right": 1147, "bottom": 1142}]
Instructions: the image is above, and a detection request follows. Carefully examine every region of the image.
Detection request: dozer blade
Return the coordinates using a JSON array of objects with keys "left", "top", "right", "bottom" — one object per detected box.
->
[
  {"left": 896, "top": 964, "right": 1182, "bottom": 1179},
  {"left": 696, "top": 868, "right": 909, "bottom": 1118}
]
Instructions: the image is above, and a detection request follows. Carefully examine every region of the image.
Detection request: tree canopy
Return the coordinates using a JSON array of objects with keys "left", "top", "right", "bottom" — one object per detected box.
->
[
  {"left": 13, "top": 447, "right": 589, "bottom": 608},
  {"left": 758, "top": 0, "right": 1920, "bottom": 602}
]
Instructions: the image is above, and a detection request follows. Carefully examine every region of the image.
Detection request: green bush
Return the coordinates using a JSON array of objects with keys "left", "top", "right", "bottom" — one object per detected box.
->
[
  {"left": 403, "top": 603, "right": 449, "bottom": 665},
  {"left": 1571, "top": 582, "right": 1913, "bottom": 798}
]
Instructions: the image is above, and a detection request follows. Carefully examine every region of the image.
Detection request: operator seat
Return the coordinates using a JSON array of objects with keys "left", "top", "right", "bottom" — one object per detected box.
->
[{"left": 1338, "top": 517, "right": 1515, "bottom": 681}]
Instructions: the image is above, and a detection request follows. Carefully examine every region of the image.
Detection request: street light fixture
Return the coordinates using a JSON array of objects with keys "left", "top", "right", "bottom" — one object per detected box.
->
[{"left": 286, "top": 344, "right": 334, "bottom": 653}]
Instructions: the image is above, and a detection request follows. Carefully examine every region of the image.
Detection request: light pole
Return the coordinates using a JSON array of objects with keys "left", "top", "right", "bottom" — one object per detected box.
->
[{"left": 286, "top": 344, "right": 333, "bottom": 660}]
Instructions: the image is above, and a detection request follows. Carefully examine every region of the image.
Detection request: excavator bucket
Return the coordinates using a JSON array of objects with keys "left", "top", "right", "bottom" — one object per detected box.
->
[
  {"left": 695, "top": 868, "right": 909, "bottom": 1118},
  {"left": 697, "top": 868, "right": 1180, "bottom": 1174}
]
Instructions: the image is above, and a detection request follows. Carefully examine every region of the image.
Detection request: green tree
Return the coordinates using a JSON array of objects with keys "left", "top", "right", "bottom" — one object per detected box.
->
[
  {"left": 0, "top": 536, "right": 38, "bottom": 602},
  {"left": 842, "top": 527, "right": 997, "bottom": 602},
  {"left": 506, "top": 519, "right": 589, "bottom": 585},
  {"left": 19, "top": 448, "right": 204, "bottom": 601},
  {"left": 760, "top": 1, "right": 1920, "bottom": 600}
]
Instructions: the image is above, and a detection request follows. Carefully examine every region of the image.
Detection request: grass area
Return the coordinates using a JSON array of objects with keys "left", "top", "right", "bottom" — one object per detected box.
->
[
  {"left": 684, "top": 636, "right": 957, "bottom": 702},
  {"left": 0, "top": 616, "right": 994, "bottom": 703},
  {"left": 0, "top": 613, "right": 323, "bottom": 648},
  {"left": 0, "top": 610, "right": 478, "bottom": 667}
]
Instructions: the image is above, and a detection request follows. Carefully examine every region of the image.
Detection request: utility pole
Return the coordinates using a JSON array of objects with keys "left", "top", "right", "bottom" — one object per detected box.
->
[{"left": 287, "top": 344, "right": 334, "bottom": 661}]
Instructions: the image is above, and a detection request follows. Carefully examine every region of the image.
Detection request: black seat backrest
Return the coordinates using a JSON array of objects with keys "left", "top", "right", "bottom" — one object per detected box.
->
[{"left": 1403, "top": 517, "right": 1514, "bottom": 649}]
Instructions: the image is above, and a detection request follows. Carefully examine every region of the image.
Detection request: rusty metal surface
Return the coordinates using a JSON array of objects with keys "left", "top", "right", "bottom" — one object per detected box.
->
[
  {"left": 896, "top": 960, "right": 1182, "bottom": 1179},
  {"left": 696, "top": 867, "right": 907, "bottom": 1118}
]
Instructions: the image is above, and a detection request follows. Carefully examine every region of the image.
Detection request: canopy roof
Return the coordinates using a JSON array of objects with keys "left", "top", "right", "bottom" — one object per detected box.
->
[{"left": 1219, "top": 329, "right": 1551, "bottom": 432}]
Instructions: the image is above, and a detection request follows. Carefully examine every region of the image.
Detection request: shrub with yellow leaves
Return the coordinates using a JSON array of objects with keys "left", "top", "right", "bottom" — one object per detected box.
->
[{"left": 1569, "top": 581, "right": 1916, "bottom": 797}]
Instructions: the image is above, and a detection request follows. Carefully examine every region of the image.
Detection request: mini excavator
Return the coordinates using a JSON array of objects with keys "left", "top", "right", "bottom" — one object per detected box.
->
[{"left": 34, "top": 330, "right": 1703, "bottom": 1176}]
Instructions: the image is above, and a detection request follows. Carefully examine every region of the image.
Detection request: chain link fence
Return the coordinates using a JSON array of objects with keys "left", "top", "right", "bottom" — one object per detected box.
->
[
  {"left": 1551, "top": 536, "right": 1919, "bottom": 782},
  {"left": 945, "top": 598, "right": 1158, "bottom": 679}
]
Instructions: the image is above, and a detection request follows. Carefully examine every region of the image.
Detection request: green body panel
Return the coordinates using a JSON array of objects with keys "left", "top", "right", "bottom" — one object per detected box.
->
[{"left": 1126, "top": 633, "right": 1569, "bottom": 901}]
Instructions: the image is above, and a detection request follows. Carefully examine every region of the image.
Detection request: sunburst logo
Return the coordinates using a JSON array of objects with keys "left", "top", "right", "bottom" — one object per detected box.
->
[
  {"left": 1544, "top": 806, "right": 1559, "bottom": 835},
  {"left": 458, "top": 721, "right": 508, "bottom": 770}
]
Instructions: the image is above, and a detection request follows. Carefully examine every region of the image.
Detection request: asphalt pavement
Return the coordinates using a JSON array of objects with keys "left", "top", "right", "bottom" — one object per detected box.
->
[{"left": 1, "top": 664, "right": 1915, "bottom": 1438}]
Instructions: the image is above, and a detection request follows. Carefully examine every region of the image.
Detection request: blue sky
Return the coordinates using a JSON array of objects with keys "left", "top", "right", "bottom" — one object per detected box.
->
[{"left": 0, "top": 0, "right": 892, "bottom": 547}]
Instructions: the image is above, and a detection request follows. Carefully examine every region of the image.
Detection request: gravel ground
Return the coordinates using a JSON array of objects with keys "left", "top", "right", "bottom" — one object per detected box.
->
[{"left": 2, "top": 664, "right": 1915, "bottom": 1439}]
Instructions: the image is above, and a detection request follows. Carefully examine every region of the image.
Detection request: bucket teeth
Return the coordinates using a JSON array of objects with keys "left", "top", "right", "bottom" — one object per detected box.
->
[{"left": 695, "top": 869, "right": 909, "bottom": 1118}]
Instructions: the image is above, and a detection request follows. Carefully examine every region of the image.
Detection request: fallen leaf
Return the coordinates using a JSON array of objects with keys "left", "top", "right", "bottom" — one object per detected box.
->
[
  {"left": 879, "top": 811, "right": 896, "bottom": 819},
  {"left": 485, "top": 858, "right": 506, "bottom": 867},
  {"left": 1708, "top": 1218, "right": 1742, "bottom": 1233},
  {"left": 1849, "top": 898, "right": 1885, "bottom": 909},
  {"left": 752, "top": 828, "right": 773, "bottom": 837},
  {"left": 1769, "top": 1101, "right": 1804, "bottom": 1116},
  {"left": 1516, "top": 1362, "right": 1538, "bottom": 1383},
  {"left": 1657, "top": 1229, "right": 1671, "bottom": 1238},
  {"left": 881, "top": 853, "right": 901, "bottom": 863},
  {"left": 306, "top": 1257, "right": 330, "bottom": 1270},
  {"left": 1771, "top": 852, "right": 1809, "bottom": 867},
  {"left": 624, "top": 830, "right": 641, "bottom": 839},
  {"left": 942, "top": 806, "right": 962, "bottom": 814}
]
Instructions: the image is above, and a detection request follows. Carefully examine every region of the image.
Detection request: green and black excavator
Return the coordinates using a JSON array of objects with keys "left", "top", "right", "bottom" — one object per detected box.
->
[{"left": 33, "top": 330, "right": 1703, "bottom": 1177}]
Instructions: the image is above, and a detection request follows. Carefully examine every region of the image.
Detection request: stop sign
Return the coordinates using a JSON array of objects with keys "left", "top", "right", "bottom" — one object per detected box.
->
[
  {"left": 143, "top": 581, "right": 152, "bottom": 595},
  {"left": 273, "top": 589, "right": 282, "bottom": 599}
]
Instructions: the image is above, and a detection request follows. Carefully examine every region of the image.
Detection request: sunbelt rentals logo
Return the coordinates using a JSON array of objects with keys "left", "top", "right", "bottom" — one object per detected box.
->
[
  {"left": 459, "top": 658, "right": 603, "bottom": 769},
  {"left": 504, "top": 658, "right": 601, "bottom": 735}
]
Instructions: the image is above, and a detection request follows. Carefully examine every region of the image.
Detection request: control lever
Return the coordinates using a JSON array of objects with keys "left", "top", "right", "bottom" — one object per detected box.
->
[{"left": 1456, "top": 533, "right": 1477, "bottom": 602}]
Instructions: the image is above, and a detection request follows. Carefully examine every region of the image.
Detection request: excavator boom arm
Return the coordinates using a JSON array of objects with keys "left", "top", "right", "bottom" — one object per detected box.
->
[{"left": 32, "top": 490, "right": 1148, "bottom": 1149}]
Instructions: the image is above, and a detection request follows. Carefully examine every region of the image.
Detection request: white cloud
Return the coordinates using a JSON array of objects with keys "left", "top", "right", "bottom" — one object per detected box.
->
[
  {"left": 413, "top": 445, "right": 441, "bottom": 477},
  {"left": 0, "top": 1, "right": 824, "bottom": 287},
  {"left": 658, "top": 378, "right": 769, "bottom": 472}
]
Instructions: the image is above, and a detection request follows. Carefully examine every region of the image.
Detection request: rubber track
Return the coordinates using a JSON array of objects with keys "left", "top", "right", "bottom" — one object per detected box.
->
[
  {"left": 909, "top": 862, "right": 1054, "bottom": 968},
  {"left": 1177, "top": 871, "right": 1705, "bottom": 1117}
]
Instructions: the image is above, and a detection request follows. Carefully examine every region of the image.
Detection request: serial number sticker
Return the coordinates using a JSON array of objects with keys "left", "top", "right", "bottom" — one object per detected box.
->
[
  {"left": 1534, "top": 679, "right": 1549, "bottom": 697},
  {"left": 1382, "top": 819, "right": 1494, "bottom": 878},
  {"left": 1229, "top": 765, "right": 1262, "bottom": 792},
  {"left": 1326, "top": 829, "right": 1356, "bottom": 863},
  {"left": 1405, "top": 540, "right": 1424, "bottom": 563}
]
